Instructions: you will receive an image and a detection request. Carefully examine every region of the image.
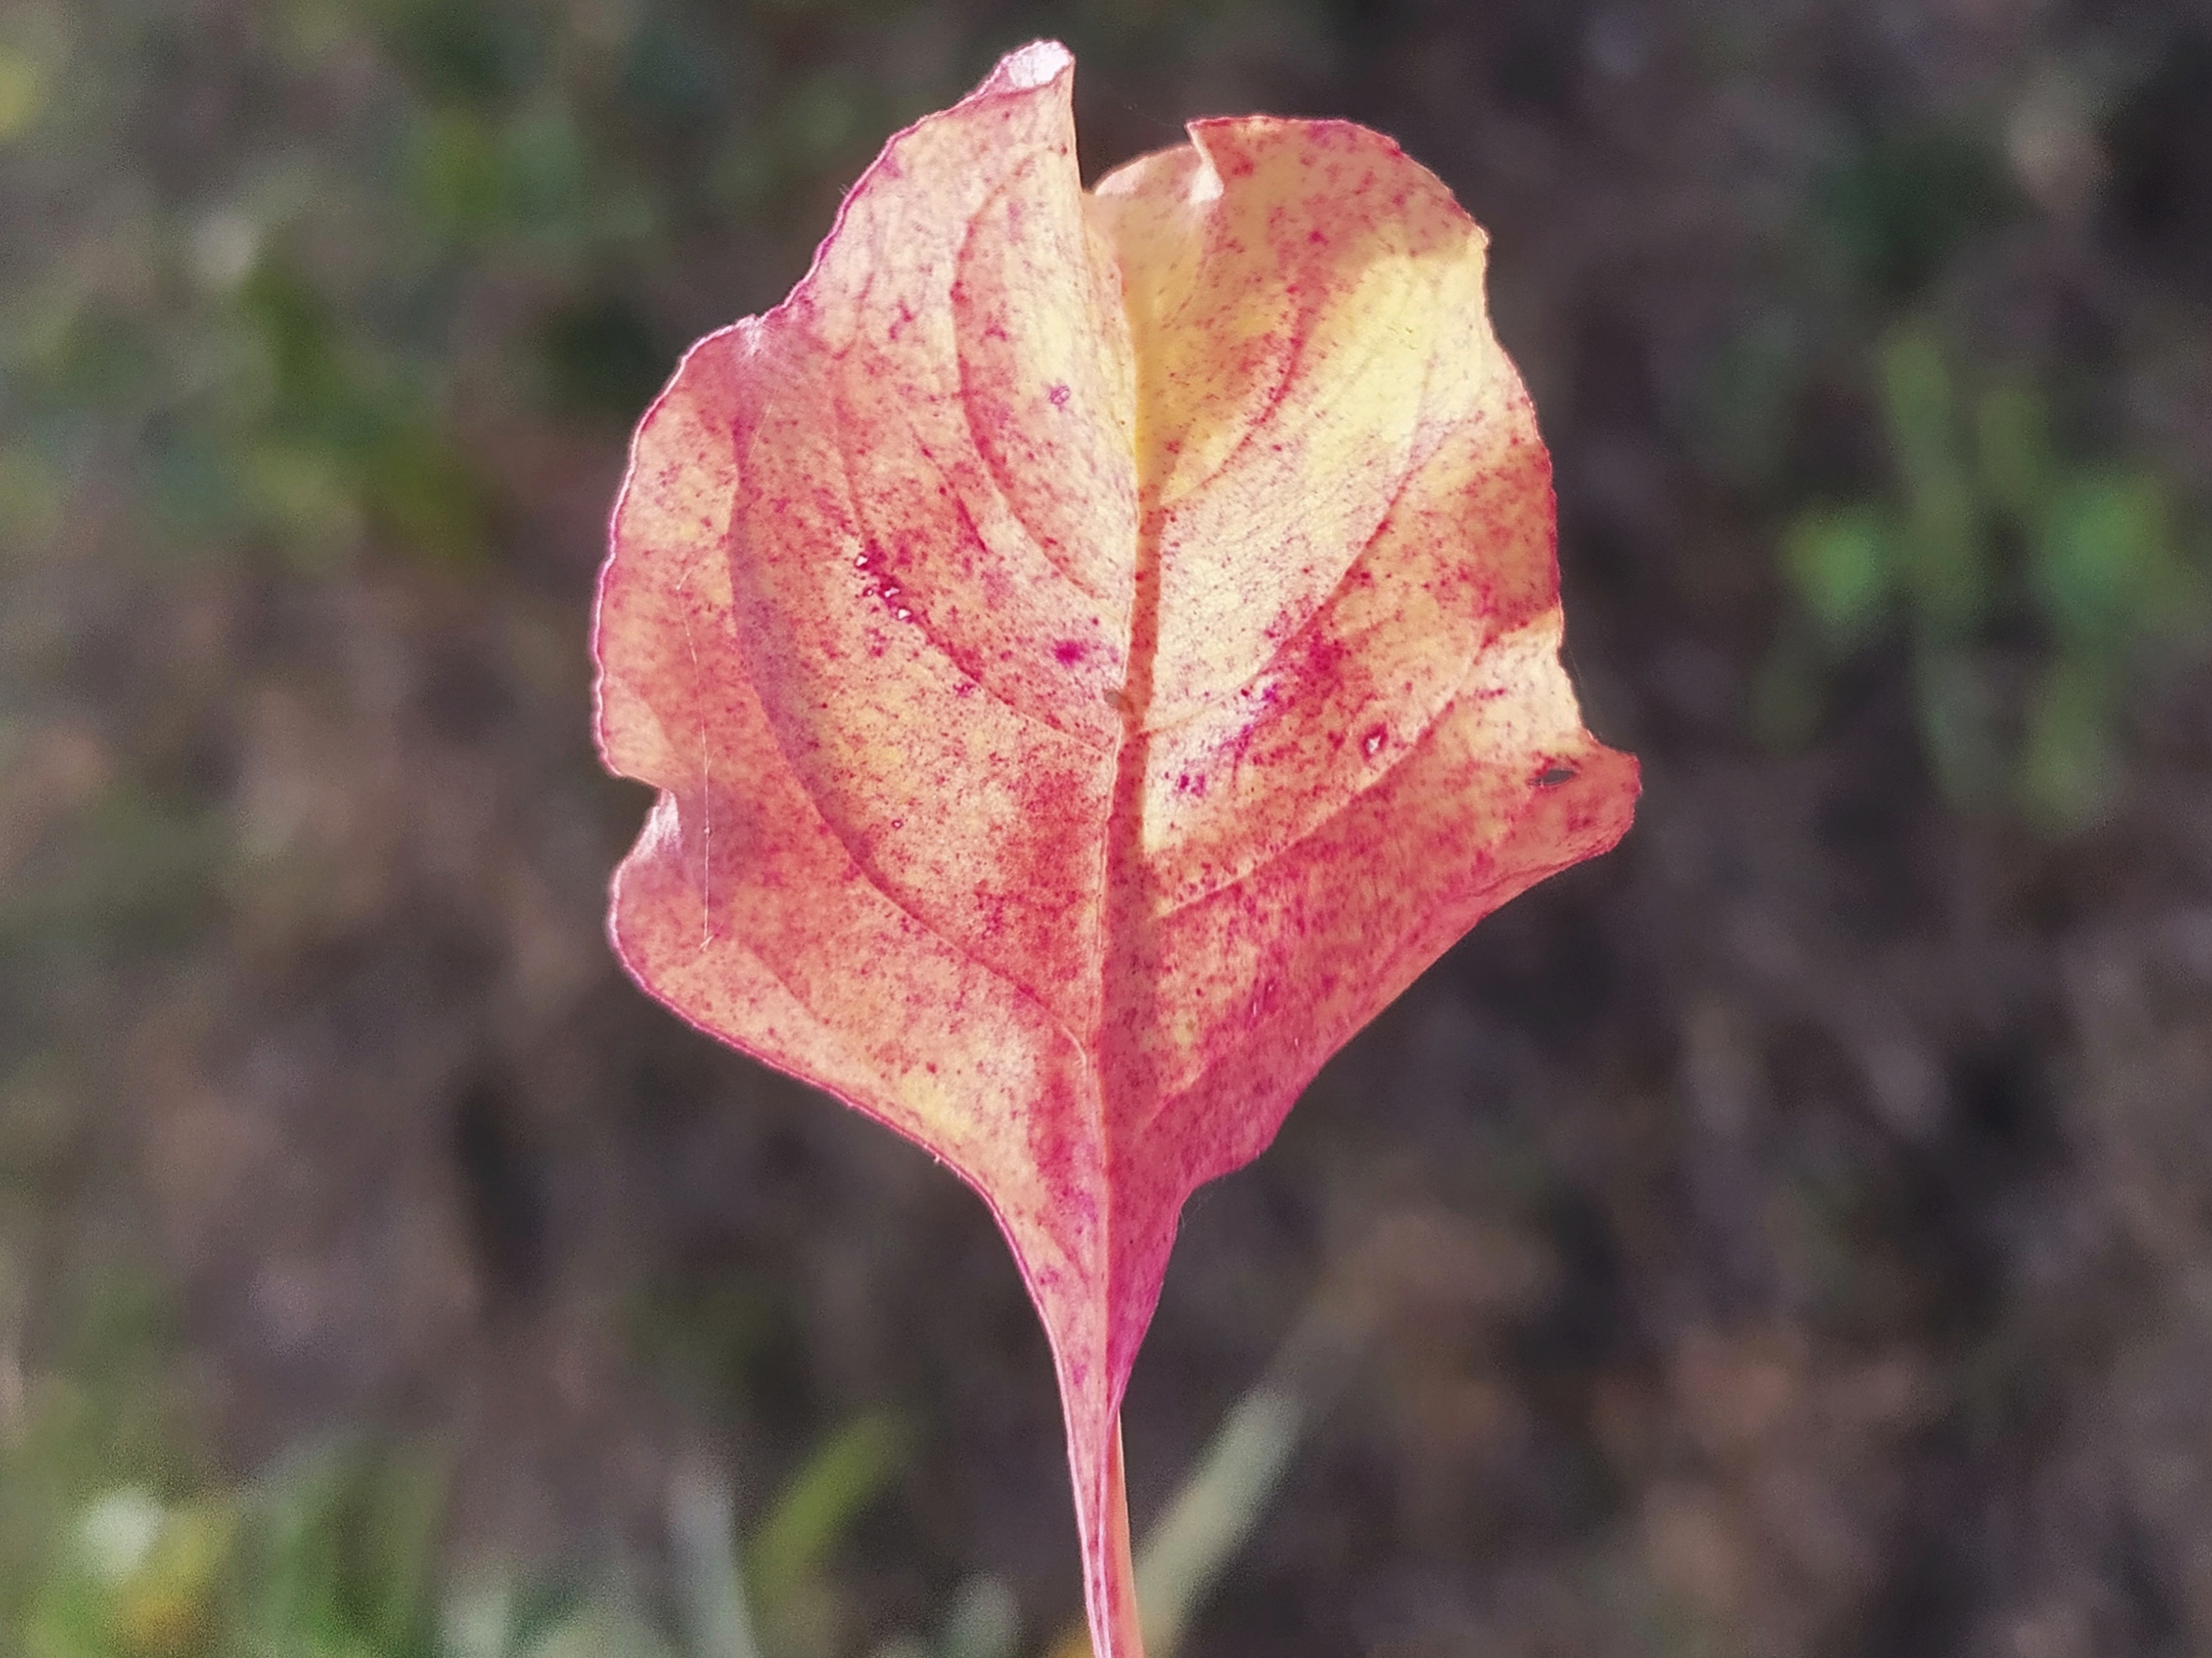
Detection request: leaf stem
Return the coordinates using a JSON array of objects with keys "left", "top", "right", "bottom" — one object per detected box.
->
[{"left": 1090, "top": 1417, "right": 1147, "bottom": 1658}]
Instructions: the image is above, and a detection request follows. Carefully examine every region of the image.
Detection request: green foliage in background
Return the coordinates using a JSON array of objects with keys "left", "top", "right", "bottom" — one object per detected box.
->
[
  {"left": 1, "top": 1299, "right": 1301, "bottom": 1658},
  {"left": 1, "top": 1403, "right": 1280, "bottom": 1658},
  {"left": 7, "top": 1426, "right": 876, "bottom": 1658},
  {"left": 1713, "top": 88, "right": 2211, "bottom": 831},
  {"left": 1765, "top": 322, "right": 2205, "bottom": 827}
]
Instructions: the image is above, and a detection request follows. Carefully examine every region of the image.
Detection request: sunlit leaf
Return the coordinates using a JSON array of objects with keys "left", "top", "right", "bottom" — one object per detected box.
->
[{"left": 594, "top": 42, "right": 1637, "bottom": 1655}]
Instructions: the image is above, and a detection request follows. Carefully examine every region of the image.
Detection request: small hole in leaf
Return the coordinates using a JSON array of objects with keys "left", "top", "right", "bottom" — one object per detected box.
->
[{"left": 1537, "top": 764, "right": 1578, "bottom": 788}]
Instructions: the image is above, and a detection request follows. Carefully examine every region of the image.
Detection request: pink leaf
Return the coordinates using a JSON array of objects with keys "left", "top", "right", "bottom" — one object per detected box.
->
[{"left": 594, "top": 40, "right": 1638, "bottom": 1656}]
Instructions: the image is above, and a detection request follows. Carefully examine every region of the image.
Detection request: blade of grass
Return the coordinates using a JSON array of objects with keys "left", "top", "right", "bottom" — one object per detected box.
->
[
  {"left": 668, "top": 1459, "right": 765, "bottom": 1658},
  {"left": 748, "top": 1412, "right": 907, "bottom": 1621}
]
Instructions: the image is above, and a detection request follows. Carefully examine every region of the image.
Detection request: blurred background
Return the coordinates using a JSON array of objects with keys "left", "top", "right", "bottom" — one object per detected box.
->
[{"left": 5, "top": 0, "right": 2212, "bottom": 1654}]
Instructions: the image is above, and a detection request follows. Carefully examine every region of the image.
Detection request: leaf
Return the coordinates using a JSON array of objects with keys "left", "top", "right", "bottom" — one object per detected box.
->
[{"left": 593, "top": 40, "right": 1637, "bottom": 1657}]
